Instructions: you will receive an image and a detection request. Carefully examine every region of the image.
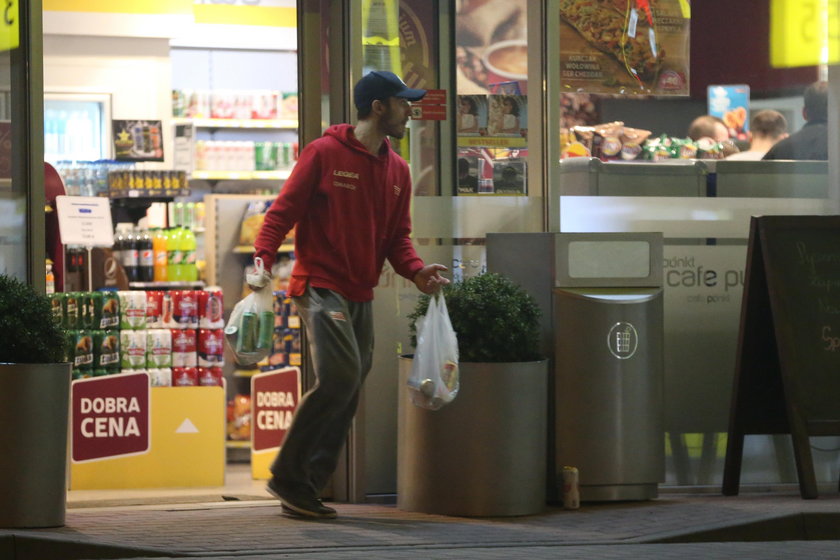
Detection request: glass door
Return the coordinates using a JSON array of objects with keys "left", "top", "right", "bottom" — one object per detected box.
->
[{"left": 1, "top": 0, "right": 43, "bottom": 286}]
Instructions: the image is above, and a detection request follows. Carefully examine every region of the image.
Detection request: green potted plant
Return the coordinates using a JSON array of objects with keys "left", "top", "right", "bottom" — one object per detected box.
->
[
  {"left": 0, "top": 274, "right": 72, "bottom": 528},
  {"left": 398, "top": 272, "right": 548, "bottom": 517}
]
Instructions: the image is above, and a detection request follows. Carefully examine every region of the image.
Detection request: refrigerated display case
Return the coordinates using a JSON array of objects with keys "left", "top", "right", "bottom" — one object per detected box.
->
[{"left": 44, "top": 92, "right": 112, "bottom": 165}]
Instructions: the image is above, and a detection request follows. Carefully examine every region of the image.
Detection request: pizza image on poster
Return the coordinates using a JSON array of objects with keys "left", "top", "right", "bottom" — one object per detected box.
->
[{"left": 558, "top": 0, "right": 689, "bottom": 95}]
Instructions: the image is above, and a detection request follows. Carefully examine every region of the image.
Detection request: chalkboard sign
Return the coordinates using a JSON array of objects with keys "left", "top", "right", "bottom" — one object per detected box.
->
[{"left": 723, "top": 215, "right": 840, "bottom": 499}]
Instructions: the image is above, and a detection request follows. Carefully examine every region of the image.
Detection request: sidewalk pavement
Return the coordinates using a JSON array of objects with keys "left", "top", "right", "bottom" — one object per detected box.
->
[{"left": 2, "top": 489, "right": 840, "bottom": 559}]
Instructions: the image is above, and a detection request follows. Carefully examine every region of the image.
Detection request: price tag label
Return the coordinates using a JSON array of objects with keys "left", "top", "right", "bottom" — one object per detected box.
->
[
  {"left": 771, "top": 0, "right": 840, "bottom": 67},
  {"left": 0, "top": 0, "right": 18, "bottom": 51},
  {"left": 55, "top": 195, "right": 115, "bottom": 247}
]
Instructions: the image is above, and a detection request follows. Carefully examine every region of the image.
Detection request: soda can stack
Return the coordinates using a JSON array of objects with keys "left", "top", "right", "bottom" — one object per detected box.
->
[
  {"left": 118, "top": 291, "right": 147, "bottom": 330},
  {"left": 199, "top": 288, "right": 225, "bottom": 329},
  {"left": 100, "top": 292, "right": 120, "bottom": 329},
  {"left": 149, "top": 368, "right": 173, "bottom": 387},
  {"left": 262, "top": 291, "right": 303, "bottom": 370},
  {"left": 172, "top": 328, "right": 198, "bottom": 367},
  {"left": 172, "top": 366, "right": 199, "bottom": 386},
  {"left": 170, "top": 290, "right": 199, "bottom": 329},
  {"left": 147, "top": 329, "right": 173, "bottom": 368},
  {"left": 146, "top": 290, "right": 165, "bottom": 328},
  {"left": 120, "top": 330, "right": 147, "bottom": 370},
  {"left": 198, "top": 328, "right": 225, "bottom": 367},
  {"left": 93, "top": 330, "right": 120, "bottom": 374},
  {"left": 69, "top": 330, "right": 94, "bottom": 378},
  {"left": 562, "top": 466, "right": 580, "bottom": 510},
  {"left": 198, "top": 366, "right": 224, "bottom": 387}
]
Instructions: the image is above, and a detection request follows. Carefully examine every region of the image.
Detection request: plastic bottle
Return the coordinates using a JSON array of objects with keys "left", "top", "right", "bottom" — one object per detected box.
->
[
  {"left": 45, "top": 260, "right": 55, "bottom": 294},
  {"left": 113, "top": 226, "right": 125, "bottom": 267},
  {"left": 180, "top": 226, "right": 197, "bottom": 282},
  {"left": 121, "top": 227, "right": 139, "bottom": 282},
  {"left": 153, "top": 228, "right": 168, "bottom": 282},
  {"left": 167, "top": 226, "right": 184, "bottom": 282},
  {"left": 138, "top": 228, "right": 154, "bottom": 282}
]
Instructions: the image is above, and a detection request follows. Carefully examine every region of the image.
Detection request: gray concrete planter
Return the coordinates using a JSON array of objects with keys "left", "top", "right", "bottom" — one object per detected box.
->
[
  {"left": 0, "top": 362, "right": 71, "bottom": 528},
  {"left": 397, "top": 356, "right": 548, "bottom": 516}
]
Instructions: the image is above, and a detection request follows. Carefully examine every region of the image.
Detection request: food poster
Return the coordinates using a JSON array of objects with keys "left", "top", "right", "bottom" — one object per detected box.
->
[
  {"left": 456, "top": 1, "right": 529, "bottom": 195},
  {"left": 456, "top": 0, "right": 528, "bottom": 96},
  {"left": 707, "top": 84, "right": 750, "bottom": 141},
  {"left": 113, "top": 120, "right": 164, "bottom": 162},
  {"left": 558, "top": 0, "right": 690, "bottom": 95}
]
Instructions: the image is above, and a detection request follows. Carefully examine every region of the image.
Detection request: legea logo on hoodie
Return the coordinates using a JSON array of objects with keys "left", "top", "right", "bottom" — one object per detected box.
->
[{"left": 333, "top": 169, "right": 359, "bottom": 190}]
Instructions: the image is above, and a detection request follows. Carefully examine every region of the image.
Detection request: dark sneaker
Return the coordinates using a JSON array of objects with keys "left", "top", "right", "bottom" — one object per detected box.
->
[
  {"left": 267, "top": 478, "right": 337, "bottom": 519},
  {"left": 280, "top": 502, "right": 337, "bottom": 519}
]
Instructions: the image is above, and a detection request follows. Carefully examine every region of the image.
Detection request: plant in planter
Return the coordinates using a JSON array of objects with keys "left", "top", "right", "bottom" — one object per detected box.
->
[
  {"left": 0, "top": 274, "right": 67, "bottom": 363},
  {"left": 407, "top": 271, "right": 542, "bottom": 363},
  {"left": 399, "top": 272, "right": 548, "bottom": 517},
  {"left": 0, "top": 274, "right": 71, "bottom": 528}
]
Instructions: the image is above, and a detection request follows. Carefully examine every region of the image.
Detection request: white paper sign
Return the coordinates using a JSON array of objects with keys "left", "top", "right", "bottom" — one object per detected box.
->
[{"left": 56, "top": 196, "right": 114, "bottom": 247}]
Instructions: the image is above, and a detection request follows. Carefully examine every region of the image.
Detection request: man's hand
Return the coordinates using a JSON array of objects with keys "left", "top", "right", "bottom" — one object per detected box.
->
[{"left": 413, "top": 264, "right": 450, "bottom": 294}]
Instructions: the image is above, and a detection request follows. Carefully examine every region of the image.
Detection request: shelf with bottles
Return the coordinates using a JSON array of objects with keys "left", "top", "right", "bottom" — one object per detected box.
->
[
  {"left": 128, "top": 281, "right": 206, "bottom": 290},
  {"left": 232, "top": 244, "right": 294, "bottom": 254},
  {"left": 191, "top": 169, "right": 292, "bottom": 181},
  {"left": 187, "top": 140, "right": 297, "bottom": 180},
  {"left": 173, "top": 117, "right": 298, "bottom": 130},
  {"left": 114, "top": 200, "right": 204, "bottom": 285},
  {"left": 172, "top": 88, "right": 298, "bottom": 123}
]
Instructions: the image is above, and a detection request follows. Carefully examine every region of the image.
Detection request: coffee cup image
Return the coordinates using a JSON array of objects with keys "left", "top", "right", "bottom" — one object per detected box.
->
[{"left": 482, "top": 39, "right": 528, "bottom": 90}]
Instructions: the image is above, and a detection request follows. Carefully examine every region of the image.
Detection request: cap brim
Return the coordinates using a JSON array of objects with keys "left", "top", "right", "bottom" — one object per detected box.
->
[{"left": 395, "top": 87, "right": 426, "bottom": 102}]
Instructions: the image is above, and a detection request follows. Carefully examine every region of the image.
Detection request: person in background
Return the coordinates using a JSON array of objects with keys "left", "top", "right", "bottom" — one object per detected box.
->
[
  {"left": 688, "top": 114, "right": 739, "bottom": 157},
  {"left": 763, "top": 81, "right": 828, "bottom": 160},
  {"left": 725, "top": 110, "right": 788, "bottom": 161},
  {"left": 687, "top": 115, "right": 730, "bottom": 143},
  {"left": 252, "top": 70, "right": 450, "bottom": 519}
]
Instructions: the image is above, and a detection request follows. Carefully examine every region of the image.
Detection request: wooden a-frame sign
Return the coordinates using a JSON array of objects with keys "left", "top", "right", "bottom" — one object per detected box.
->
[{"left": 723, "top": 215, "right": 840, "bottom": 499}]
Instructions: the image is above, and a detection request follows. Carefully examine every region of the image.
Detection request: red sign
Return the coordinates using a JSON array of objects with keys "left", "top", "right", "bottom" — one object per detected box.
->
[
  {"left": 72, "top": 372, "right": 150, "bottom": 463},
  {"left": 251, "top": 367, "right": 301, "bottom": 452},
  {"left": 411, "top": 89, "right": 447, "bottom": 121},
  {"left": 411, "top": 105, "right": 447, "bottom": 121},
  {"left": 416, "top": 89, "right": 446, "bottom": 104}
]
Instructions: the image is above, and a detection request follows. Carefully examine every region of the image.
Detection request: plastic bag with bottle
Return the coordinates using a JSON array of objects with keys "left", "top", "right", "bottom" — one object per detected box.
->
[
  {"left": 224, "top": 257, "right": 275, "bottom": 365},
  {"left": 407, "top": 292, "right": 460, "bottom": 411}
]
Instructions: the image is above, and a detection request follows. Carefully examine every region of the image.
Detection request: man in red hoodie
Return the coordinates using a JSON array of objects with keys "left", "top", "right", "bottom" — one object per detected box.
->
[{"left": 254, "top": 71, "right": 450, "bottom": 519}]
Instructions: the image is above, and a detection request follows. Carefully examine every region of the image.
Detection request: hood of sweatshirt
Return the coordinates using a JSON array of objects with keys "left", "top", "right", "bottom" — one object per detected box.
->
[{"left": 323, "top": 123, "right": 392, "bottom": 160}]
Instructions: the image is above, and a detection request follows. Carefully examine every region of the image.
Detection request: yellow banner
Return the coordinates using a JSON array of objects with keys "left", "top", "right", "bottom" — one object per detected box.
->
[
  {"left": 0, "top": 0, "right": 19, "bottom": 51},
  {"left": 71, "top": 387, "right": 225, "bottom": 490},
  {"left": 43, "top": 0, "right": 296, "bottom": 28},
  {"left": 44, "top": 0, "right": 192, "bottom": 14},
  {"left": 771, "top": 0, "right": 840, "bottom": 67},
  {"left": 192, "top": 4, "right": 295, "bottom": 27}
]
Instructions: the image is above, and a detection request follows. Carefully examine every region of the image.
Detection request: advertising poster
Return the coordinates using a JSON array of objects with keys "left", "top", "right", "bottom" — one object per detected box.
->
[
  {"left": 455, "top": 0, "right": 528, "bottom": 95},
  {"left": 707, "top": 84, "right": 750, "bottom": 141},
  {"left": 558, "top": 0, "right": 690, "bottom": 95},
  {"left": 113, "top": 119, "right": 164, "bottom": 162}
]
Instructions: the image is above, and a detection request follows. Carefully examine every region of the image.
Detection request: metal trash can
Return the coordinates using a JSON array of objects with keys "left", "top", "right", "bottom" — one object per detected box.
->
[
  {"left": 0, "top": 363, "right": 71, "bottom": 527},
  {"left": 554, "top": 287, "right": 663, "bottom": 501},
  {"left": 487, "top": 232, "right": 664, "bottom": 502}
]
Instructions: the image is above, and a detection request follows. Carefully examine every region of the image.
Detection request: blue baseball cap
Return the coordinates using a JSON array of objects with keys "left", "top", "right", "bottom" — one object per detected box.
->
[{"left": 353, "top": 71, "right": 426, "bottom": 111}]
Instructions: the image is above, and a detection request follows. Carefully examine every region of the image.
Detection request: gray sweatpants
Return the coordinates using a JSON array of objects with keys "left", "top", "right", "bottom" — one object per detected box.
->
[{"left": 270, "top": 284, "right": 374, "bottom": 495}]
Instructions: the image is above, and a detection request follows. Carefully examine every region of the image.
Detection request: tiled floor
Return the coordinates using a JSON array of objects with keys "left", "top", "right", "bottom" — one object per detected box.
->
[{"left": 5, "top": 464, "right": 824, "bottom": 559}]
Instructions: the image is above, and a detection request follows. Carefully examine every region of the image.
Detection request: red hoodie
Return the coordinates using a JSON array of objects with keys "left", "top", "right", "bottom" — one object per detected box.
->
[{"left": 254, "top": 123, "right": 425, "bottom": 302}]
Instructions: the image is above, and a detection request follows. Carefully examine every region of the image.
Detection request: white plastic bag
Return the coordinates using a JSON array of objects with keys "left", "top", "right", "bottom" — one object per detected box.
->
[
  {"left": 224, "top": 257, "right": 275, "bottom": 366},
  {"left": 408, "top": 292, "right": 459, "bottom": 410}
]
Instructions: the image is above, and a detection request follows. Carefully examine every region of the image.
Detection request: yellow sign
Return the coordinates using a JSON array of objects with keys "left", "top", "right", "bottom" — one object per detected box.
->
[
  {"left": 771, "top": 0, "right": 840, "bottom": 67},
  {"left": 71, "top": 387, "right": 226, "bottom": 489},
  {"left": 0, "top": 0, "right": 19, "bottom": 51}
]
